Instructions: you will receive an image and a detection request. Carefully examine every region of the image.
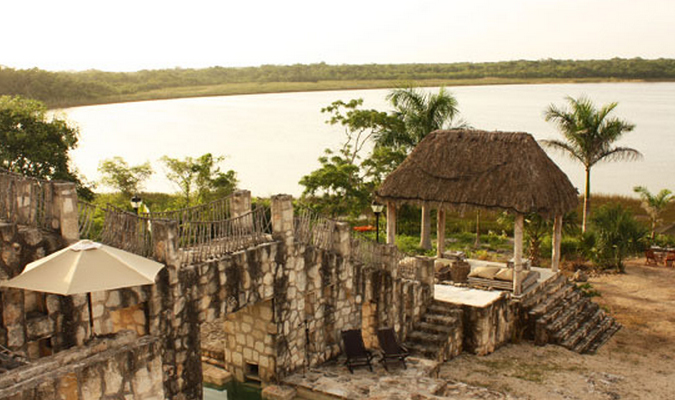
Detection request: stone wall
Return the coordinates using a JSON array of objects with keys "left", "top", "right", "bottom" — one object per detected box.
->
[
  {"left": 460, "top": 294, "right": 517, "bottom": 356},
  {"left": 0, "top": 182, "right": 438, "bottom": 399},
  {"left": 360, "top": 256, "right": 434, "bottom": 350},
  {"left": 223, "top": 300, "right": 275, "bottom": 382},
  {"left": 0, "top": 332, "right": 163, "bottom": 400},
  {"left": 0, "top": 222, "right": 93, "bottom": 357}
]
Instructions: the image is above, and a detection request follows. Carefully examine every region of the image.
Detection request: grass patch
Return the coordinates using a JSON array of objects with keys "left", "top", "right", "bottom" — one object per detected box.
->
[{"left": 56, "top": 77, "right": 636, "bottom": 108}]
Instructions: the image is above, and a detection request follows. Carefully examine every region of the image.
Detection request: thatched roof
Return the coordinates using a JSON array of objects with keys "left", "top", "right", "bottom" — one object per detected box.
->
[{"left": 376, "top": 129, "right": 578, "bottom": 216}]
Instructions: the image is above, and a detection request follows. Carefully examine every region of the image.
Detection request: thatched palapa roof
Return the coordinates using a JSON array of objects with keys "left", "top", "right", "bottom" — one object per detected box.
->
[{"left": 376, "top": 129, "right": 578, "bottom": 216}]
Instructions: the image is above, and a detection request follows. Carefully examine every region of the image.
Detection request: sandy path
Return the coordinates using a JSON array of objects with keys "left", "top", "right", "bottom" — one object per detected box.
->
[{"left": 438, "top": 260, "right": 675, "bottom": 400}]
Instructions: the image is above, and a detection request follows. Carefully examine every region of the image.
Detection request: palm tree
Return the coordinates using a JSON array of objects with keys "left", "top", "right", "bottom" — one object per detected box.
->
[
  {"left": 379, "top": 87, "right": 462, "bottom": 249},
  {"left": 633, "top": 186, "right": 674, "bottom": 239},
  {"left": 542, "top": 96, "right": 640, "bottom": 232}
]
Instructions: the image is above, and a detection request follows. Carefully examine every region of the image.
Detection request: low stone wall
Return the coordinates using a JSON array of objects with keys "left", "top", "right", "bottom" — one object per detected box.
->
[
  {"left": 0, "top": 332, "right": 163, "bottom": 400},
  {"left": 461, "top": 294, "right": 516, "bottom": 356}
]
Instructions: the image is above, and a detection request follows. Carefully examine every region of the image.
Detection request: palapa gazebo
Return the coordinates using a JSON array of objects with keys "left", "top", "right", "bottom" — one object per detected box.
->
[{"left": 376, "top": 129, "right": 578, "bottom": 295}]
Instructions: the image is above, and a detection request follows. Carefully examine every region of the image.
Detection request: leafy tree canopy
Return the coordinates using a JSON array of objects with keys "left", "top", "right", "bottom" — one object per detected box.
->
[
  {"left": 160, "top": 153, "right": 237, "bottom": 207},
  {"left": 0, "top": 95, "right": 92, "bottom": 199},
  {"left": 98, "top": 156, "right": 153, "bottom": 197}
]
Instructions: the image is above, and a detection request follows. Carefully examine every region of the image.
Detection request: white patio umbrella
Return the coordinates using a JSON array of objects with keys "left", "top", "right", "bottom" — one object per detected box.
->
[{"left": 0, "top": 240, "right": 164, "bottom": 334}]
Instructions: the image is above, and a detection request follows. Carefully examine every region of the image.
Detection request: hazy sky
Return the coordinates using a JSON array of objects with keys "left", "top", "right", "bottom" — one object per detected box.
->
[{"left": 3, "top": 0, "right": 674, "bottom": 72}]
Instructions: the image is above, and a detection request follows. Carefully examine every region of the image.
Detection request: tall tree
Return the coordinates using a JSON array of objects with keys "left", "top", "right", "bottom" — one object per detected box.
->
[
  {"left": 542, "top": 96, "right": 640, "bottom": 232},
  {"left": 0, "top": 95, "right": 93, "bottom": 199},
  {"left": 161, "top": 153, "right": 237, "bottom": 207},
  {"left": 381, "top": 87, "right": 462, "bottom": 249},
  {"left": 98, "top": 156, "right": 153, "bottom": 198},
  {"left": 633, "top": 186, "right": 674, "bottom": 239},
  {"left": 300, "top": 99, "right": 402, "bottom": 218}
]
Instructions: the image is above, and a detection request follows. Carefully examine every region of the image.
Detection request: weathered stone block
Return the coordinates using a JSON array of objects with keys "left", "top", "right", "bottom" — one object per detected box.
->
[{"left": 261, "top": 385, "right": 296, "bottom": 400}]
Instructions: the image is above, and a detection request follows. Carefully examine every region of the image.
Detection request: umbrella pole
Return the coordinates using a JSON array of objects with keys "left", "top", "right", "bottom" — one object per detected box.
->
[{"left": 87, "top": 292, "right": 95, "bottom": 337}]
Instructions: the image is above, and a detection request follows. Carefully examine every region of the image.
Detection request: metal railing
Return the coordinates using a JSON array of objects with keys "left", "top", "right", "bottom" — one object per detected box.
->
[
  {"left": 143, "top": 193, "right": 233, "bottom": 224},
  {"left": 0, "top": 168, "right": 53, "bottom": 229},
  {"left": 100, "top": 204, "right": 155, "bottom": 258},
  {"left": 178, "top": 206, "right": 272, "bottom": 266},
  {"left": 293, "top": 207, "right": 335, "bottom": 251},
  {"left": 77, "top": 201, "right": 98, "bottom": 239}
]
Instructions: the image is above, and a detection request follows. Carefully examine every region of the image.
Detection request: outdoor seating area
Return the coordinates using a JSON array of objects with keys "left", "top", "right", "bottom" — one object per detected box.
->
[{"left": 646, "top": 247, "right": 675, "bottom": 267}]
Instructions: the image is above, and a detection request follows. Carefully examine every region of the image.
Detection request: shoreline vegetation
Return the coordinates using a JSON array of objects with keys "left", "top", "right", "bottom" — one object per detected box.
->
[{"left": 1, "top": 58, "right": 674, "bottom": 108}]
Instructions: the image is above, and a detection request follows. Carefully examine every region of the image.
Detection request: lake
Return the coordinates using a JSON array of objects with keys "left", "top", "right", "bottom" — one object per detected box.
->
[{"left": 64, "top": 82, "right": 675, "bottom": 198}]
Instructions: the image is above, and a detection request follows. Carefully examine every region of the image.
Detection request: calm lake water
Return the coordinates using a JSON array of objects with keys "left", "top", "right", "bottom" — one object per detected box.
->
[{"left": 64, "top": 82, "right": 675, "bottom": 198}]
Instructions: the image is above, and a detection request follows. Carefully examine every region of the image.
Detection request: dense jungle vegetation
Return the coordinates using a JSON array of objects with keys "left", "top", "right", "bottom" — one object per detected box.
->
[{"left": 2, "top": 58, "right": 674, "bottom": 108}]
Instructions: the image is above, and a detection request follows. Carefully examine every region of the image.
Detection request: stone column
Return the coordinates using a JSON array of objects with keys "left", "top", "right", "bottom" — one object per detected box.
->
[
  {"left": 386, "top": 202, "right": 396, "bottom": 245},
  {"left": 231, "top": 189, "right": 253, "bottom": 233},
  {"left": 551, "top": 214, "right": 563, "bottom": 273},
  {"left": 15, "top": 180, "right": 34, "bottom": 225},
  {"left": 53, "top": 182, "right": 79, "bottom": 244},
  {"left": 271, "top": 194, "right": 294, "bottom": 246},
  {"left": 230, "top": 190, "right": 252, "bottom": 217},
  {"left": 513, "top": 214, "right": 524, "bottom": 295},
  {"left": 436, "top": 209, "right": 446, "bottom": 258}
]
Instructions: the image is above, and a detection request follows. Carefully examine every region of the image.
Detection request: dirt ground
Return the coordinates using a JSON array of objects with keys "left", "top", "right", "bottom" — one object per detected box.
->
[{"left": 438, "top": 259, "right": 675, "bottom": 400}]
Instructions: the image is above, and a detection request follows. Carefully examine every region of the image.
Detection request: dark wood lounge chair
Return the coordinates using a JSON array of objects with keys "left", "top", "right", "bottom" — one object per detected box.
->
[
  {"left": 341, "top": 329, "right": 374, "bottom": 373},
  {"left": 377, "top": 327, "right": 409, "bottom": 371}
]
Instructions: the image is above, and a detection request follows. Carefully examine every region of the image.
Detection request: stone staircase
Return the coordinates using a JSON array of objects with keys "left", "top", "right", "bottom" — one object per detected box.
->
[
  {"left": 404, "top": 300, "right": 463, "bottom": 361},
  {"left": 522, "top": 274, "right": 621, "bottom": 354}
]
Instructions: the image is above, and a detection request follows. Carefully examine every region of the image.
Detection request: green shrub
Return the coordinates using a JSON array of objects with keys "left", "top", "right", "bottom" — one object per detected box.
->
[{"left": 582, "top": 203, "right": 648, "bottom": 272}]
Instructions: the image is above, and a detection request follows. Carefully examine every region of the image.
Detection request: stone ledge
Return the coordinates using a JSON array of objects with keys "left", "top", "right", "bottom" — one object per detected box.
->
[
  {"left": 262, "top": 384, "right": 297, "bottom": 400},
  {"left": 0, "top": 331, "right": 157, "bottom": 395}
]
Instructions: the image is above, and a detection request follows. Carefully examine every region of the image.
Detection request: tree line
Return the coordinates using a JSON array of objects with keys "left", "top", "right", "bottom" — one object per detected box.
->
[{"left": 2, "top": 58, "right": 675, "bottom": 107}]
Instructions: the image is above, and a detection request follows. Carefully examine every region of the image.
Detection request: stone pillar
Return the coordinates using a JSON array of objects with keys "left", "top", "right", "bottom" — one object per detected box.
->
[
  {"left": 230, "top": 190, "right": 252, "bottom": 217},
  {"left": 436, "top": 209, "right": 446, "bottom": 258},
  {"left": 271, "top": 195, "right": 294, "bottom": 246},
  {"left": 513, "top": 214, "right": 524, "bottom": 295},
  {"left": 419, "top": 204, "right": 432, "bottom": 250},
  {"left": 231, "top": 189, "right": 253, "bottom": 233},
  {"left": 551, "top": 214, "right": 563, "bottom": 273},
  {"left": 15, "top": 180, "right": 34, "bottom": 225},
  {"left": 386, "top": 202, "right": 396, "bottom": 245},
  {"left": 149, "top": 219, "right": 202, "bottom": 400},
  {"left": 52, "top": 182, "right": 79, "bottom": 244}
]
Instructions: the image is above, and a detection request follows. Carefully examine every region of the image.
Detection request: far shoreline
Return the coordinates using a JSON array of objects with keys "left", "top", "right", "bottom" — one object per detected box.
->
[{"left": 54, "top": 77, "right": 668, "bottom": 110}]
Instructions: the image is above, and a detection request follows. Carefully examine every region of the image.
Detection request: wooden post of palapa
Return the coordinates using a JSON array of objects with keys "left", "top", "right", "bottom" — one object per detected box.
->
[
  {"left": 513, "top": 213, "right": 524, "bottom": 295},
  {"left": 436, "top": 209, "right": 446, "bottom": 258},
  {"left": 551, "top": 214, "right": 563, "bottom": 273}
]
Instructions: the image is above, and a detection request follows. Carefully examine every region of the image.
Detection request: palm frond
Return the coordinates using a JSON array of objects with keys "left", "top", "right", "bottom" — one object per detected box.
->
[{"left": 593, "top": 146, "right": 642, "bottom": 166}]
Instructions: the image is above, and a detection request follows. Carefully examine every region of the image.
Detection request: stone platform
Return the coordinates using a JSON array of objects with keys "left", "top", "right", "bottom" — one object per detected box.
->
[{"left": 282, "top": 356, "right": 513, "bottom": 399}]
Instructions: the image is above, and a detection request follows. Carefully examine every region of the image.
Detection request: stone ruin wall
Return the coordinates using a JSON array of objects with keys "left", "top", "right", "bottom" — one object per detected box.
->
[
  {"left": 0, "top": 182, "right": 437, "bottom": 400},
  {"left": 0, "top": 332, "right": 163, "bottom": 400}
]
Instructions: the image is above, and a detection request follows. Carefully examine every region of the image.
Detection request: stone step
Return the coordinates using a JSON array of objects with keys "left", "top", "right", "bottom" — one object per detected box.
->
[
  {"left": 551, "top": 300, "right": 598, "bottom": 342},
  {"left": 529, "top": 284, "right": 574, "bottom": 316},
  {"left": 416, "top": 321, "right": 457, "bottom": 335},
  {"left": 422, "top": 313, "right": 459, "bottom": 327},
  {"left": 586, "top": 322, "right": 622, "bottom": 354},
  {"left": 573, "top": 315, "right": 615, "bottom": 354},
  {"left": 541, "top": 290, "right": 585, "bottom": 330},
  {"left": 559, "top": 307, "right": 604, "bottom": 349},
  {"left": 521, "top": 274, "right": 568, "bottom": 309},
  {"left": 427, "top": 302, "right": 461, "bottom": 317},
  {"left": 406, "top": 330, "right": 447, "bottom": 347},
  {"left": 404, "top": 342, "right": 439, "bottom": 360}
]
